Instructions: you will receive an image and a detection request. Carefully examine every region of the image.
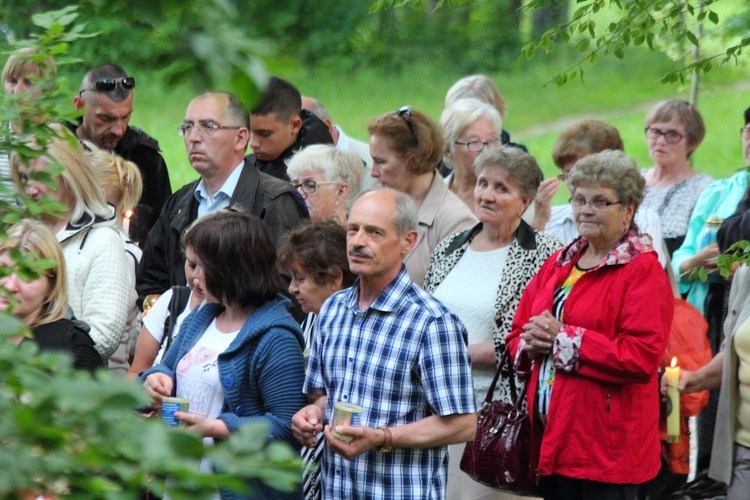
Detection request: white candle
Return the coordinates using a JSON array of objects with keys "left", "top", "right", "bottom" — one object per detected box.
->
[
  {"left": 123, "top": 209, "right": 133, "bottom": 239},
  {"left": 665, "top": 357, "right": 680, "bottom": 443}
]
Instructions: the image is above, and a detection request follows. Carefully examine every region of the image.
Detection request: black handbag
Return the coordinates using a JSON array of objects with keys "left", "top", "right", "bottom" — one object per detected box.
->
[{"left": 460, "top": 349, "right": 541, "bottom": 496}]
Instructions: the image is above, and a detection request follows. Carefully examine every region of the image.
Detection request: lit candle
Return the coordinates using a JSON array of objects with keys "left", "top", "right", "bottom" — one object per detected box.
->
[
  {"left": 665, "top": 357, "right": 680, "bottom": 443},
  {"left": 123, "top": 209, "right": 133, "bottom": 239}
]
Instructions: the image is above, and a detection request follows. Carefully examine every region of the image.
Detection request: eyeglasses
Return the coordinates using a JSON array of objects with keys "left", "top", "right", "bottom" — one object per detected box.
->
[
  {"left": 741, "top": 126, "right": 750, "bottom": 138},
  {"left": 395, "top": 106, "right": 418, "bottom": 142},
  {"left": 645, "top": 127, "right": 684, "bottom": 144},
  {"left": 454, "top": 137, "right": 500, "bottom": 153},
  {"left": 178, "top": 120, "right": 241, "bottom": 138},
  {"left": 570, "top": 196, "right": 623, "bottom": 210},
  {"left": 79, "top": 77, "right": 136, "bottom": 95},
  {"left": 291, "top": 179, "right": 338, "bottom": 195}
]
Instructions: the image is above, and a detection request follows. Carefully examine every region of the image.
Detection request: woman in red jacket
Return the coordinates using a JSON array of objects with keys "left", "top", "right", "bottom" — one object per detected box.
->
[{"left": 507, "top": 150, "right": 673, "bottom": 499}]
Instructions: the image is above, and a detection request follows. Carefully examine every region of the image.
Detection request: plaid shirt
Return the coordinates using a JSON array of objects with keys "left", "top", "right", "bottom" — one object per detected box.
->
[{"left": 304, "top": 267, "right": 476, "bottom": 499}]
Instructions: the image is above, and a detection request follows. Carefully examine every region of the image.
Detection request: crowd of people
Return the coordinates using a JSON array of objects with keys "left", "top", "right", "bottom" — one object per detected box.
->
[{"left": 2, "top": 45, "right": 750, "bottom": 500}]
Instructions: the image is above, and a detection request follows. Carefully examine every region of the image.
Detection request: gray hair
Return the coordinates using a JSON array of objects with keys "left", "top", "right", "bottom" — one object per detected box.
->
[
  {"left": 301, "top": 96, "right": 331, "bottom": 122},
  {"left": 286, "top": 144, "right": 364, "bottom": 208},
  {"left": 445, "top": 74, "right": 507, "bottom": 118},
  {"left": 351, "top": 188, "right": 418, "bottom": 236},
  {"left": 474, "top": 146, "right": 542, "bottom": 200},
  {"left": 567, "top": 150, "right": 645, "bottom": 211},
  {"left": 440, "top": 98, "right": 503, "bottom": 171},
  {"left": 80, "top": 64, "right": 131, "bottom": 103}
]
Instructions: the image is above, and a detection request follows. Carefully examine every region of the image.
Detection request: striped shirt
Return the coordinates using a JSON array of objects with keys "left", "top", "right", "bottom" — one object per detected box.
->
[{"left": 304, "top": 267, "right": 476, "bottom": 499}]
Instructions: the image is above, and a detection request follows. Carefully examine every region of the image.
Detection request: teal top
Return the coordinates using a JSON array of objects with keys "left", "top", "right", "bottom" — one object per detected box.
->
[{"left": 672, "top": 170, "right": 748, "bottom": 314}]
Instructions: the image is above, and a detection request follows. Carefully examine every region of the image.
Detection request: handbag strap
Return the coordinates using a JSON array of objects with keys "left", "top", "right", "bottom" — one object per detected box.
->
[{"left": 482, "top": 348, "right": 525, "bottom": 408}]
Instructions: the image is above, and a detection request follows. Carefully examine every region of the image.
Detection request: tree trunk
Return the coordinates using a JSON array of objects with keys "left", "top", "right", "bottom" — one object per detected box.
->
[{"left": 533, "top": 0, "right": 569, "bottom": 38}]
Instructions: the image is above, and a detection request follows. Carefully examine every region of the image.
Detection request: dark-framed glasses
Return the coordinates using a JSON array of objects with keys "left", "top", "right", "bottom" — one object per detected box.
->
[
  {"left": 80, "top": 77, "right": 136, "bottom": 94},
  {"left": 395, "top": 105, "right": 417, "bottom": 141},
  {"left": 741, "top": 126, "right": 750, "bottom": 139},
  {"left": 291, "top": 179, "right": 337, "bottom": 195},
  {"left": 454, "top": 137, "right": 500, "bottom": 153},
  {"left": 178, "top": 120, "right": 241, "bottom": 138},
  {"left": 570, "top": 196, "right": 623, "bottom": 210},
  {"left": 645, "top": 127, "right": 684, "bottom": 144}
]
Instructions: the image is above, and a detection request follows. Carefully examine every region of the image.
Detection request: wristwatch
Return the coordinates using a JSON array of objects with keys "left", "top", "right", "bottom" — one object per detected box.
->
[{"left": 377, "top": 426, "right": 392, "bottom": 453}]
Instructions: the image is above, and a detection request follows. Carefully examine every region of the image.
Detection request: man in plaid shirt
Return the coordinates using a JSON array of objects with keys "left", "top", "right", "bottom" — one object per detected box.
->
[{"left": 292, "top": 188, "right": 477, "bottom": 498}]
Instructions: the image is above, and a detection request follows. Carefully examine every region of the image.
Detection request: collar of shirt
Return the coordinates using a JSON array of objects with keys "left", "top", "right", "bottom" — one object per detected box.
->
[
  {"left": 334, "top": 125, "right": 349, "bottom": 150},
  {"left": 345, "top": 266, "right": 413, "bottom": 314},
  {"left": 194, "top": 160, "right": 244, "bottom": 218}
]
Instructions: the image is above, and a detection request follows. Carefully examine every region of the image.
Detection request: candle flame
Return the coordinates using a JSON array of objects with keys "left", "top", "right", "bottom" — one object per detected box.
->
[
  {"left": 124, "top": 209, "right": 134, "bottom": 220},
  {"left": 670, "top": 357, "right": 677, "bottom": 368}
]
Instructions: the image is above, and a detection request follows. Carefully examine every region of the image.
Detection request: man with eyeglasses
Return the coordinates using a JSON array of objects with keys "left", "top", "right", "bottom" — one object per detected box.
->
[
  {"left": 70, "top": 63, "right": 171, "bottom": 243},
  {"left": 136, "top": 91, "right": 308, "bottom": 310},
  {"left": 246, "top": 76, "right": 333, "bottom": 181}
]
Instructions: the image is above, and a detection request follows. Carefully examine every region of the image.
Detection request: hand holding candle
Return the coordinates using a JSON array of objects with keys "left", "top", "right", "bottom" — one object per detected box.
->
[{"left": 665, "top": 357, "right": 680, "bottom": 443}]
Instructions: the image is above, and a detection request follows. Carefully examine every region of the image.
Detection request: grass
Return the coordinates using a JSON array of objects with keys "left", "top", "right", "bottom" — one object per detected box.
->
[{"left": 128, "top": 49, "right": 750, "bottom": 202}]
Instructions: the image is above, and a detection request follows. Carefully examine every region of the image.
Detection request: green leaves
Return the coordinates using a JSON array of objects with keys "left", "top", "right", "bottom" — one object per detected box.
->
[{"left": 516, "top": 0, "right": 747, "bottom": 87}]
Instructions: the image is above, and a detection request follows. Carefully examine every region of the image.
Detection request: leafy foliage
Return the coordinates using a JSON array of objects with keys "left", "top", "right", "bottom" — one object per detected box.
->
[
  {"left": 0, "top": 6, "right": 301, "bottom": 498},
  {"left": 519, "top": 0, "right": 750, "bottom": 86}
]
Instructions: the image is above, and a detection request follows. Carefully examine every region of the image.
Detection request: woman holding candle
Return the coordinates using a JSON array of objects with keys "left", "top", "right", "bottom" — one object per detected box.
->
[
  {"left": 278, "top": 220, "right": 356, "bottom": 500},
  {"left": 506, "top": 150, "right": 673, "bottom": 499},
  {"left": 672, "top": 264, "right": 750, "bottom": 498},
  {"left": 84, "top": 141, "right": 143, "bottom": 376},
  {"left": 141, "top": 209, "right": 306, "bottom": 499}
]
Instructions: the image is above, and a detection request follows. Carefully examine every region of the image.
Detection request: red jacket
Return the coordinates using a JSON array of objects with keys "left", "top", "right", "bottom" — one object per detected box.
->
[{"left": 507, "top": 232, "right": 672, "bottom": 485}]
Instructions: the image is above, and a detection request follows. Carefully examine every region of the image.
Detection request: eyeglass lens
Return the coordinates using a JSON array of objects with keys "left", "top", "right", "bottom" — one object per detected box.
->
[{"left": 645, "top": 127, "right": 682, "bottom": 144}]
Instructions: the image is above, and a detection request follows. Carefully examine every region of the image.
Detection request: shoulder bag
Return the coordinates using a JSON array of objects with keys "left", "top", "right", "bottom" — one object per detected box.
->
[{"left": 460, "top": 349, "right": 541, "bottom": 496}]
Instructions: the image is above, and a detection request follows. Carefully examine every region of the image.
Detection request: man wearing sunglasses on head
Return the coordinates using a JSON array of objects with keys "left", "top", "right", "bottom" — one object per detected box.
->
[{"left": 70, "top": 64, "right": 171, "bottom": 244}]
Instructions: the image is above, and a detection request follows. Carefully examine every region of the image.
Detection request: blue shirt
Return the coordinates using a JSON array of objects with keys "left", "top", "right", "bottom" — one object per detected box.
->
[
  {"left": 304, "top": 267, "right": 476, "bottom": 499},
  {"left": 193, "top": 161, "right": 244, "bottom": 218}
]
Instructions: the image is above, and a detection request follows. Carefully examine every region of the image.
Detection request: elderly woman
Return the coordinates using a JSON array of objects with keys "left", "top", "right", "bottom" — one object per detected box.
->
[
  {"left": 0, "top": 219, "right": 102, "bottom": 372},
  {"left": 286, "top": 144, "right": 363, "bottom": 224},
  {"left": 531, "top": 121, "right": 667, "bottom": 267},
  {"left": 424, "top": 146, "right": 562, "bottom": 498},
  {"left": 12, "top": 125, "right": 131, "bottom": 361},
  {"left": 368, "top": 106, "right": 476, "bottom": 286},
  {"left": 507, "top": 150, "right": 673, "bottom": 499},
  {"left": 142, "top": 209, "right": 306, "bottom": 499},
  {"left": 439, "top": 97, "right": 503, "bottom": 211},
  {"left": 672, "top": 264, "right": 750, "bottom": 499},
  {"left": 278, "top": 220, "right": 356, "bottom": 500},
  {"left": 444, "top": 74, "right": 526, "bottom": 153},
  {"left": 641, "top": 100, "right": 712, "bottom": 256}
]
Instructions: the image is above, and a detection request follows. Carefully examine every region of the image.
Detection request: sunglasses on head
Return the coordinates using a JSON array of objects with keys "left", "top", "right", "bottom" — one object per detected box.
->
[
  {"left": 82, "top": 77, "right": 136, "bottom": 94},
  {"left": 395, "top": 105, "right": 417, "bottom": 142}
]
